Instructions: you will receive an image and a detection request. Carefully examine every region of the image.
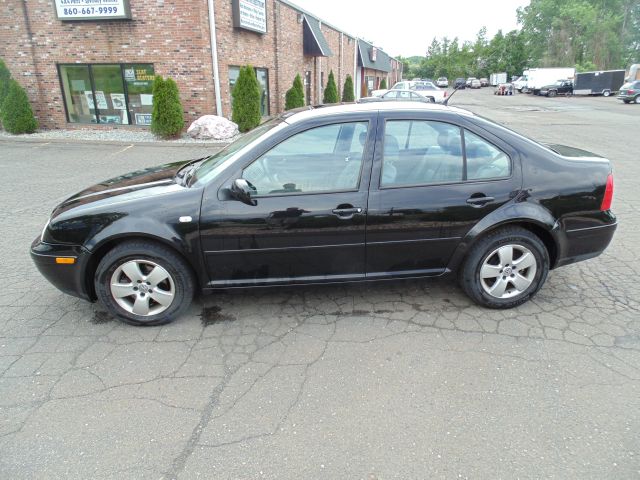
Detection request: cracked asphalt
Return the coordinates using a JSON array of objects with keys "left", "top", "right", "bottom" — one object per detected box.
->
[{"left": 1, "top": 89, "right": 639, "bottom": 479}]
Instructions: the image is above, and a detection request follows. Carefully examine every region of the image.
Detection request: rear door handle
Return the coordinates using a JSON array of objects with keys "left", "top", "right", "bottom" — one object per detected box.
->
[
  {"left": 466, "top": 196, "right": 495, "bottom": 206},
  {"left": 332, "top": 207, "right": 363, "bottom": 219}
]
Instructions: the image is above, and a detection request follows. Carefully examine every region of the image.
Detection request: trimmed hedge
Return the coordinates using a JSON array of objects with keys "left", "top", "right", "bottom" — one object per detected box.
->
[
  {"left": 379, "top": 78, "right": 387, "bottom": 90},
  {"left": 323, "top": 70, "right": 339, "bottom": 104},
  {"left": 151, "top": 76, "right": 185, "bottom": 138},
  {"left": 0, "top": 59, "right": 10, "bottom": 110},
  {"left": 342, "top": 75, "right": 355, "bottom": 102},
  {"left": 232, "top": 65, "right": 261, "bottom": 132},
  {"left": 1, "top": 79, "right": 38, "bottom": 134},
  {"left": 285, "top": 74, "right": 305, "bottom": 110}
]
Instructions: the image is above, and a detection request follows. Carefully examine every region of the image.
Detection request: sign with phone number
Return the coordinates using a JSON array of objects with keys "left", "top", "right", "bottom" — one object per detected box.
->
[{"left": 54, "top": 0, "right": 131, "bottom": 20}]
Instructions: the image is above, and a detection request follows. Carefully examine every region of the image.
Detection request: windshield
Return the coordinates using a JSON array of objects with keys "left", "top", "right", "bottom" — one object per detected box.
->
[{"left": 192, "top": 118, "right": 284, "bottom": 184}]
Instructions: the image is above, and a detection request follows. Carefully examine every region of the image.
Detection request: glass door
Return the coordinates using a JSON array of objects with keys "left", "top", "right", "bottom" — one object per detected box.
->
[{"left": 59, "top": 65, "right": 97, "bottom": 124}]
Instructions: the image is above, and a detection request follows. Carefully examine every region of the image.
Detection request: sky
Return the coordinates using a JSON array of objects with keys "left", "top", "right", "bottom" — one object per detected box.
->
[{"left": 288, "top": 0, "right": 530, "bottom": 58}]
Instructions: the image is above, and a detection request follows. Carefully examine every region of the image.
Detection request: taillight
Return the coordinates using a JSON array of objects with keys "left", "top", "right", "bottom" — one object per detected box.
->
[
  {"left": 629, "top": 89, "right": 636, "bottom": 94},
  {"left": 600, "top": 174, "right": 614, "bottom": 211}
]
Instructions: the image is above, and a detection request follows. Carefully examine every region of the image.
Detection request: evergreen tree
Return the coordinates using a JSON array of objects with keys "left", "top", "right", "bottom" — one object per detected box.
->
[
  {"left": 342, "top": 75, "right": 355, "bottom": 102},
  {"left": 285, "top": 74, "right": 305, "bottom": 110},
  {"left": 0, "top": 59, "right": 11, "bottom": 111},
  {"left": 1, "top": 79, "right": 37, "bottom": 134},
  {"left": 151, "top": 75, "right": 185, "bottom": 138},
  {"left": 379, "top": 78, "right": 387, "bottom": 90},
  {"left": 323, "top": 70, "right": 339, "bottom": 104},
  {"left": 232, "top": 65, "right": 261, "bottom": 132}
]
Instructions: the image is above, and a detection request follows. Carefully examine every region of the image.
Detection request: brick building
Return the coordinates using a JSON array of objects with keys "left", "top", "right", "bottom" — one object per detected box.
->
[{"left": 0, "top": 0, "right": 402, "bottom": 130}]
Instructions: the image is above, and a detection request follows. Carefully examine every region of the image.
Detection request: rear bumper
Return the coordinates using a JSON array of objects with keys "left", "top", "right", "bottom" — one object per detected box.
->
[
  {"left": 555, "top": 220, "right": 617, "bottom": 268},
  {"left": 30, "top": 237, "right": 93, "bottom": 301}
]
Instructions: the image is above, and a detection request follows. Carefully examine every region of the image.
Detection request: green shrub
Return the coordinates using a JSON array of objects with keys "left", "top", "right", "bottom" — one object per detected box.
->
[
  {"left": 380, "top": 78, "right": 387, "bottom": 90},
  {"left": 1, "top": 79, "right": 37, "bottom": 134},
  {"left": 0, "top": 59, "right": 11, "bottom": 110},
  {"left": 285, "top": 74, "right": 305, "bottom": 110},
  {"left": 232, "top": 65, "right": 261, "bottom": 132},
  {"left": 342, "top": 75, "right": 355, "bottom": 102},
  {"left": 151, "top": 75, "right": 185, "bottom": 138},
  {"left": 323, "top": 70, "right": 339, "bottom": 104}
]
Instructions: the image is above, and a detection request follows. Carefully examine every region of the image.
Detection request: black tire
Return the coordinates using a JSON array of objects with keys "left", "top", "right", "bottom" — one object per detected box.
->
[
  {"left": 548, "top": 90, "right": 556, "bottom": 97},
  {"left": 635, "top": 96, "right": 640, "bottom": 104},
  {"left": 623, "top": 100, "right": 630, "bottom": 104},
  {"left": 603, "top": 90, "right": 610, "bottom": 97},
  {"left": 95, "top": 241, "right": 195, "bottom": 326},
  {"left": 459, "top": 227, "right": 549, "bottom": 309}
]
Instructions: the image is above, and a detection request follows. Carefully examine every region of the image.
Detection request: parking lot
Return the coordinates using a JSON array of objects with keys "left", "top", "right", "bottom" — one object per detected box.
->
[{"left": 1, "top": 88, "right": 639, "bottom": 479}]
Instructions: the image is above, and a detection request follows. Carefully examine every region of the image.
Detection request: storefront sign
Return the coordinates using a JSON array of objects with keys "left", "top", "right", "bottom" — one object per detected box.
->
[
  {"left": 232, "top": 0, "right": 267, "bottom": 34},
  {"left": 54, "top": 0, "right": 132, "bottom": 21}
]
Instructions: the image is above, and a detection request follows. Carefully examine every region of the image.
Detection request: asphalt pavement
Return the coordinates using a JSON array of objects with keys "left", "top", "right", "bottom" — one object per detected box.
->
[{"left": 0, "top": 88, "right": 639, "bottom": 479}]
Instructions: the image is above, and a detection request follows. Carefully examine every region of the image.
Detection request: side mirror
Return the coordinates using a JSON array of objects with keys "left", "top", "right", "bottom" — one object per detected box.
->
[{"left": 230, "top": 179, "right": 257, "bottom": 206}]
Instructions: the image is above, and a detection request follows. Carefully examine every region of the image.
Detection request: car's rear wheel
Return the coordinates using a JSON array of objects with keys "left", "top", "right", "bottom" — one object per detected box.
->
[
  {"left": 95, "top": 241, "right": 194, "bottom": 326},
  {"left": 459, "top": 227, "right": 549, "bottom": 309},
  {"left": 634, "top": 95, "right": 640, "bottom": 104}
]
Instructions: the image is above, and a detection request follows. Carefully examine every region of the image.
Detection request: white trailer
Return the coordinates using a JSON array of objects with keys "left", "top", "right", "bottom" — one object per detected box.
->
[
  {"left": 525, "top": 68, "right": 575, "bottom": 94},
  {"left": 490, "top": 72, "right": 507, "bottom": 86}
]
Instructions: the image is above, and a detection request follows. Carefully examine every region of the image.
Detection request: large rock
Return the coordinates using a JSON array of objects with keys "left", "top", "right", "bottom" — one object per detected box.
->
[{"left": 187, "top": 115, "right": 239, "bottom": 140}]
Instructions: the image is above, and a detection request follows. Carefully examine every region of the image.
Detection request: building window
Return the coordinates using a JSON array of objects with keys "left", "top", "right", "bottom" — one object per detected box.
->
[
  {"left": 229, "top": 66, "right": 270, "bottom": 117},
  {"left": 58, "top": 63, "right": 155, "bottom": 125}
]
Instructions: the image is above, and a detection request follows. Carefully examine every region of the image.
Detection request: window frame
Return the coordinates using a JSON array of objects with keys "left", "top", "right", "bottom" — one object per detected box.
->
[
  {"left": 377, "top": 118, "right": 513, "bottom": 190},
  {"left": 57, "top": 62, "right": 154, "bottom": 126},
  {"left": 240, "top": 120, "right": 372, "bottom": 199}
]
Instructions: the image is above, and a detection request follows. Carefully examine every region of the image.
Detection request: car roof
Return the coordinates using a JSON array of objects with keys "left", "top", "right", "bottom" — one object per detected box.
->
[{"left": 282, "top": 102, "right": 475, "bottom": 124}]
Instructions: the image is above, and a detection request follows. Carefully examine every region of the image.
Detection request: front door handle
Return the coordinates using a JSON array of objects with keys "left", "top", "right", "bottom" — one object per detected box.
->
[
  {"left": 466, "top": 196, "right": 495, "bottom": 206},
  {"left": 332, "top": 207, "right": 363, "bottom": 219}
]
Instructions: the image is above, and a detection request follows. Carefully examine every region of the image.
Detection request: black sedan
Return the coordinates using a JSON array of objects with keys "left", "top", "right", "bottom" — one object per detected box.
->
[{"left": 31, "top": 103, "right": 617, "bottom": 325}]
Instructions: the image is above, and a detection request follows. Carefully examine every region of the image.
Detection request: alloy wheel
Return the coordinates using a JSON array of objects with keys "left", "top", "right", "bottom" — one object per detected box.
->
[
  {"left": 110, "top": 259, "right": 176, "bottom": 316},
  {"left": 479, "top": 244, "right": 537, "bottom": 299}
]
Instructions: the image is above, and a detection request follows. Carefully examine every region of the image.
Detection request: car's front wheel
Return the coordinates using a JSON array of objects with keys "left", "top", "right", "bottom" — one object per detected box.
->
[
  {"left": 95, "top": 241, "right": 195, "bottom": 326},
  {"left": 459, "top": 227, "right": 549, "bottom": 309}
]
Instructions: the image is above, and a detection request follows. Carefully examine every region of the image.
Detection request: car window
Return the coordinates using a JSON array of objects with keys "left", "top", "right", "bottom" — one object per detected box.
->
[
  {"left": 383, "top": 91, "right": 399, "bottom": 99},
  {"left": 381, "top": 120, "right": 463, "bottom": 187},
  {"left": 398, "top": 91, "right": 411, "bottom": 99},
  {"left": 243, "top": 122, "right": 368, "bottom": 196},
  {"left": 465, "top": 130, "right": 511, "bottom": 180}
]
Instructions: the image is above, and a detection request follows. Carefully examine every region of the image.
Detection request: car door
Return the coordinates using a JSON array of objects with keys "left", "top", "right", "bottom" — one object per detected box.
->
[
  {"left": 199, "top": 114, "right": 377, "bottom": 287},
  {"left": 365, "top": 111, "right": 522, "bottom": 278}
]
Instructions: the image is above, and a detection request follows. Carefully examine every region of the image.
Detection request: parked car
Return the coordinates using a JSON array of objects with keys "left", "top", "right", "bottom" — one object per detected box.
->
[
  {"left": 454, "top": 77, "right": 466, "bottom": 89},
  {"left": 358, "top": 89, "right": 437, "bottom": 104},
  {"left": 466, "top": 77, "right": 477, "bottom": 87},
  {"left": 436, "top": 77, "right": 449, "bottom": 87},
  {"left": 372, "top": 80, "right": 437, "bottom": 97},
  {"left": 479, "top": 78, "right": 489, "bottom": 87},
  {"left": 539, "top": 80, "right": 573, "bottom": 97},
  {"left": 617, "top": 80, "right": 640, "bottom": 103},
  {"left": 31, "top": 103, "right": 617, "bottom": 325},
  {"left": 470, "top": 79, "right": 482, "bottom": 89}
]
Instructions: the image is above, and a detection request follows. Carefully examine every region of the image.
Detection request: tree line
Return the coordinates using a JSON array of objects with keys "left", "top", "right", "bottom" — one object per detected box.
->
[{"left": 400, "top": 0, "right": 639, "bottom": 81}]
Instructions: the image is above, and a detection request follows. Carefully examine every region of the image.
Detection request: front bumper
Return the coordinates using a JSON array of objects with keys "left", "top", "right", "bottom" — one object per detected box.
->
[{"left": 30, "top": 237, "right": 93, "bottom": 301}]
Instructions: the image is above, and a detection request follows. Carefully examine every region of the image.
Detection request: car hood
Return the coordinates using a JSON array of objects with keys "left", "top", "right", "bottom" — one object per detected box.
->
[{"left": 51, "top": 158, "right": 204, "bottom": 218}]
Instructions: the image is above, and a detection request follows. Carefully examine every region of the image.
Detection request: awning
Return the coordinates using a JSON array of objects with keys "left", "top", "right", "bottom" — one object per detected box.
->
[{"left": 303, "top": 15, "right": 333, "bottom": 57}]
